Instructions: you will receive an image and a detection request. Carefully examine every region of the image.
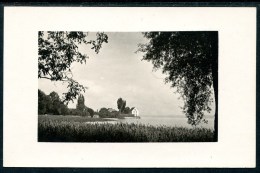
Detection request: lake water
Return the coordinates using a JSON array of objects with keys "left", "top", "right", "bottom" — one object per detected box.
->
[{"left": 110, "top": 116, "right": 214, "bottom": 129}]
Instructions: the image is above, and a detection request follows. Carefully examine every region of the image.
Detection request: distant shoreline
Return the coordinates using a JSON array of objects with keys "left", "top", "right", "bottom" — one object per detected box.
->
[
  {"left": 102, "top": 118, "right": 118, "bottom": 121},
  {"left": 130, "top": 115, "right": 215, "bottom": 119}
]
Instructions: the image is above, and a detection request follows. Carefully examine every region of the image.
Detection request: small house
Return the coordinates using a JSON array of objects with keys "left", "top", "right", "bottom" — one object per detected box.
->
[
  {"left": 93, "top": 114, "right": 100, "bottom": 118},
  {"left": 131, "top": 107, "right": 139, "bottom": 117}
]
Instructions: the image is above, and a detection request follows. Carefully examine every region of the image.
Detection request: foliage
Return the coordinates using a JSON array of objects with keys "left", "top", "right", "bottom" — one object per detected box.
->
[
  {"left": 38, "top": 90, "right": 93, "bottom": 116},
  {"left": 138, "top": 32, "right": 218, "bottom": 126},
  {"left": 38, "top": 31, "right": 108, "bottom": 104},
  {"left": 87, "top": 108, "right": 95, "bottom": 118},
  {"left": 38, "top": 115, "right": 214, "bottom": 142},
  {"left": 68, "top": 108, "right": 78, "bottom": 115},
  {"left": 109, "top": 111, "right": 120, "bottom": 118},
  {"left": 98, "top": 108, "right": 119, "bottom": 118},
  {"left": 98, "top": 107, "right": 109, "bottom": 118},
  {"left": 76, "top": 94, "right": 85, "bottom": 111},
  {"left": 123, "top": 107, "right": 131, "bottom": 114},
  {"left": 38, "top": 90, "right": 47, "bottom": 114},
  {"left": 117, "top": 98, "right": 126, "bottom": 113},
  {"left": 38, "top": 89, "right": 68, "bottom": 115},
  {"left": 76, "top": 94, "right": 89, "bottom": 116},
  {"left": 49, "top": 91, "right": 62, "bottom": 115}
]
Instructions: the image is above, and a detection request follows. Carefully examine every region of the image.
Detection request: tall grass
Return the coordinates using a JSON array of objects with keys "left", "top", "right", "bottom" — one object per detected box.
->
[{"left": 38, "top": 115, "right": 215, "bottom": 142}]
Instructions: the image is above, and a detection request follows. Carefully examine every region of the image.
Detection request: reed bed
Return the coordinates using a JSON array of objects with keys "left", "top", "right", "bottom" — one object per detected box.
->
[{"left": 38, "top": 115, "right": 214, "bottom": 142}]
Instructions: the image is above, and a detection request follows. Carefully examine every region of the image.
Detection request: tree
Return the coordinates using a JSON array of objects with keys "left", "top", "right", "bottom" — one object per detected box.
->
[
  {"left": 60, "top": 103, "right": 69, "bottom": 115},
  {"left": 44, "top": 95, "right": 53, "bottom": 114},
  {"left": 49, "top": 91, "right": 62, "bottom": 115},
  {"left": 123, "top": 107, "right": 131, "bottom": 114},
  {"left": 109, "top": 111, "right": 119, "bottom": 118},
  {"left": 99, "top": 107, "right": 109, "bottom": 118},
  {"left": 122, "top": 101, "right": 126, "bottom": 113},
  {"left": 98, "top": 107, "right": 119, "bottom": 118},
  {"left": 38, "top": 31, "right": 108, "bottom": 104},
  {"left": 68, "top": 108, "right": 78, "bottom": 115},
  {"left": 76, "top": 94, "right": 88, "bottom": 116},
  {"left": 138, "top": 32, "right": 218, "bottom": 140},
  {"left": 38, "top": 89, "right": 69, "bottom": 115},
  {"left": 38, "top": 89, "right": 47, "bottom": 114},
  {"left": 87, "top": 108, "right": 95, "bottom": 118},
  {"left": 117, "top": 98, "right": 126, "bottom": 113}
]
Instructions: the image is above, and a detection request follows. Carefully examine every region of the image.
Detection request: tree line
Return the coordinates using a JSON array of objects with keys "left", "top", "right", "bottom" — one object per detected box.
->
[
  {"left": 38, "top": 89, "right": 95, "bottom": 117},
  {"left": 117, "top": 97, "right": 134, "bottom": 114},
  {"left": 39, "top": 90, "right": 134, "bottom": 118}
]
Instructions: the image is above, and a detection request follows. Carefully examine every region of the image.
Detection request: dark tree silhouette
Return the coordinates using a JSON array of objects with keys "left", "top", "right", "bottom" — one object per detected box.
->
[
  {"left": 123, "top": 107, "right": 131, "bottom": 114},
  {"left": 99, "top": 107, "right": 109, "bottom": 118},
  {"left": 76, "top": 94, "right": 88, "bottom": 116},
  {"left": 87, "top": 108, "right": 95, "bottom": 118},
  {"left": 117, "top": 98, "right": 126, "bottom": 114},
  {"left": 138, "top": 32, "right": 218, "bottom": 140},
  {"left": 38, "top": 89, "right": 69, "bottom": 115},
  {"left": 38, "top": 31, "right": 108, "bottom": 104},
  {"left": 49, "top": 91, "right": 62, "bottom": 115},
  {"left": 38, "top": 89, "right": 47, "bottom": 114}
]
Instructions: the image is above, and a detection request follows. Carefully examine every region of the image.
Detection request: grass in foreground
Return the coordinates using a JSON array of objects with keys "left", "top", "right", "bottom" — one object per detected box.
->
[{"left": 38, "top": 115, "right": 215, "bottom": 142}]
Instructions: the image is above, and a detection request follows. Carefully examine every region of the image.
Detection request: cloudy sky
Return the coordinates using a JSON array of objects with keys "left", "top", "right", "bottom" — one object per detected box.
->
[{"left": 39, "top": 32, "right": 214, "bottom": 116}]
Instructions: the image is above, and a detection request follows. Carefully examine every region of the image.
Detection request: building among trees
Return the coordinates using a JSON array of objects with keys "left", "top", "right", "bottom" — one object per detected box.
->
[
  {"left": 108, "top": 108, "right": 117, "bottom": 113},
  {"left": 131, "top": 107, "right": 139, "bottom": 117}
]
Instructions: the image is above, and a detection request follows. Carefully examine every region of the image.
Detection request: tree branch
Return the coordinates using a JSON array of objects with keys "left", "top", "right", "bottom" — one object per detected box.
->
[{"left": 39, "top": 76, "right": 70, "bottom": 82}]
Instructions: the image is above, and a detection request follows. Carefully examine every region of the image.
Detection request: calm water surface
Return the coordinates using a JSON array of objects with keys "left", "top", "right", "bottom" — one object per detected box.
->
[{"left": 116, "top": 116, "right": 214, "bottom": 129}]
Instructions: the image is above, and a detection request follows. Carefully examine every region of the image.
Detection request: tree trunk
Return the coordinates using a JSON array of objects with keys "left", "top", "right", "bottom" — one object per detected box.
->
[{"left": 210, "top": 32, "right": 219, "bottom": 141}]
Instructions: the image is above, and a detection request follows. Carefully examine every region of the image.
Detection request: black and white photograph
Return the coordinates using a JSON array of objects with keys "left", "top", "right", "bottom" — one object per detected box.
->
[
  {"left": 3, "top": 7, "right": 256, "bottom": 168},
  {"left": 38, "top": 31, "right": 218, "bottom": 142}
]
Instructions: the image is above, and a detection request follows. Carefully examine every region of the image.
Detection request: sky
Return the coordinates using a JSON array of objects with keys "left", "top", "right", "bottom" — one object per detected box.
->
[{"left": 38, "top": 32, "right": 214, "bottom": 116}]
